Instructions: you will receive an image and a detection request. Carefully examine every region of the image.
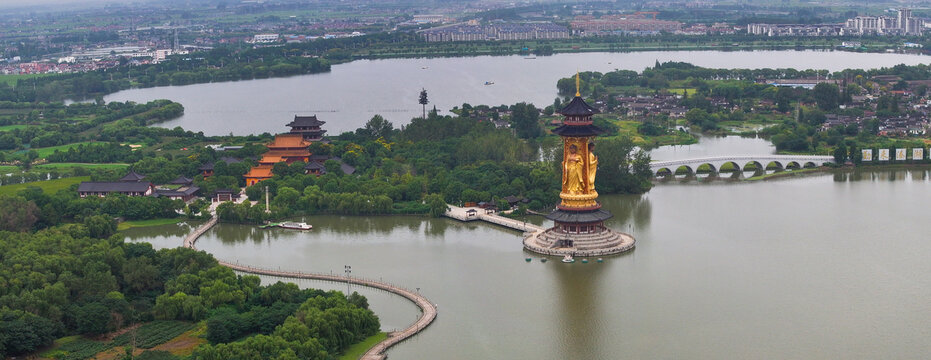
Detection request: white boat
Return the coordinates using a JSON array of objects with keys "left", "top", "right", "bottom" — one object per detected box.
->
[
  {"left": 561, "top": 254, "right": 575, "bottom": 263},
  {"left": 279, "top": 222, "right": 312, "bottom": 230},
  {"left": 484, "top": 81, "right": 494, "bottom": 85}
]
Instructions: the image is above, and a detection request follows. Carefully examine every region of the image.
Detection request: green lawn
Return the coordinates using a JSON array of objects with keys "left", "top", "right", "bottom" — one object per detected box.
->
[
  {"left": 0, "top": 165, "right": 18, "bottom": 173},
  {"left": 0, "top": 73, "right": 57, "bottom": 86},
  {"left": 117, "top": 218, "right": 185, "bottom": 231},
  {"left": 36, "top": 162, "right": 129, "bottom": 170},
  {"left": 667, "top": 88, "right": 696, "bottom": 95},
  {"left": 26, "top": 142, "right": 98, "bottom": 158},
  {"left": 0, "top": 124, "right": 28, "bottom": 132},
  {"left": 338, "top": 332, "right": 387, "bottom": 360},
  {"left": 614, "top": 120, "right": 697, "bottom": 147},
  {"left": 0, "top": 176, "right": 89, "bottom": 196}
]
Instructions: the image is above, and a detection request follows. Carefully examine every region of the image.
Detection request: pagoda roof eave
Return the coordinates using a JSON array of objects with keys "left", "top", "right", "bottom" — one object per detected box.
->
[
  {"left": 558, "top": 96, "right": 600, "bottom": 116},
  {"left": 551, "top": 124, "right": 605, "bottom": 137}
]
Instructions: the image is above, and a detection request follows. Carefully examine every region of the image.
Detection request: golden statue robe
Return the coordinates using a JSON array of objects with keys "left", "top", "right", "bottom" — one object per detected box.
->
[
  {"left": 588, "top": 152, "right": 598, "bottom": 192},
  {"left": 564, "top": 153, "right": 584, "bottom": 194}
]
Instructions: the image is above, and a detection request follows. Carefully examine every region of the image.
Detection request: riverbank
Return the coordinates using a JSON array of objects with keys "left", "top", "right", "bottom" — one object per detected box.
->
[
  {"left": 116, "top": 218, "right": 189, "bottom": 231},
  {"left": 745, "top": 167, "right": 824, "bottom": 181}
]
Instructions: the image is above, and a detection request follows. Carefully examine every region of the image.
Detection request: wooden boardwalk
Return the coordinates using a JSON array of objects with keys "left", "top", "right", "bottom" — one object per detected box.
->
[
  {"left": 445, "top": 205, "right": 545, "bottom": 234},
  {"left": 183, "top": 217, "right": 436, "bottom": 360}
]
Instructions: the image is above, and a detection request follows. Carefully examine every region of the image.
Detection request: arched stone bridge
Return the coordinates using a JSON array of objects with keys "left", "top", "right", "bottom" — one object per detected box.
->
[{"left": 650, "top": 155, "right": 835, "bottom": 176}]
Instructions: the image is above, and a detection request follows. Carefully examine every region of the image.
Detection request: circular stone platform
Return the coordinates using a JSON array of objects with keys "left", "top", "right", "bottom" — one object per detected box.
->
[{"left": 523, "top": 228, "right": 635, "bottom": 257}]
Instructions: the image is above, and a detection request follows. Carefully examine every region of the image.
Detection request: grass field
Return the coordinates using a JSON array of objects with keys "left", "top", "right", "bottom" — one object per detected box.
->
[
  {"left": 0, "top": 176, "right": 88, "bottom": 196},
  {"left": 0, "top": 73, "right": 56, "bottom": 86},
  {"left": 338, "top": 332, "right": 387, "bottom": 360},
  {"left": 0, "top": 124, "right": 28, "bottom": 132},
  {"left": 118, "top": 218, "right": 184, "bottom": 231},
  {"left": 666, "top": 88, "right": 696, "bottom": 95},
  {"left": 614, "top": 120, "right": 698, "bottom": 147},
  {"left": 23, "top": 142, "right": 98, "bottom": 158},
  {"left": 0, "top": 165, "right": 18, "bottom": 173},
  {"left": 36, "top": 162, "right": 129, "bottom": 170}
]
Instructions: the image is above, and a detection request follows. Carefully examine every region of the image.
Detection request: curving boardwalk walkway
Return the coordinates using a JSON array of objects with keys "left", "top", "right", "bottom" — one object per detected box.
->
[
  {"left": 218, "top": 261, "right": 437, "bottom": 360},
  {"left": 183, "top": 217, "right": 436, "bottom": 360},
  {"left": 183, "top": 217, "right": 217, "bottom": 248}
]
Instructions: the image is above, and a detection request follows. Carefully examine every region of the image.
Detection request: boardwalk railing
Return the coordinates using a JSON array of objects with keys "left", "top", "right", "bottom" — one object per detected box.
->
[{"left": 183, "top": 217, "right": 436, "bottom": 360}]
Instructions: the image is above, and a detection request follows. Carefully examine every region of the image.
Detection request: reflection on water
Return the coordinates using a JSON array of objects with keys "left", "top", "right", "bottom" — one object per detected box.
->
[
  {"left": 601, "top": 194, "right": 651, "bottom": 231},
  {"left": 551, "top": 264, "right": 602, "bottom": 358},
  {"left": 122, "top": 167, "right": 931, "bottom": 359},
  {"left": 833, "top": 168, "right": 931, "bottom": 182},
  {"left": 649, "top": 135, "right": 775, "bottom": 161},
  {"left": 121, "top": 220, "right": 202, "bottom": 249}
]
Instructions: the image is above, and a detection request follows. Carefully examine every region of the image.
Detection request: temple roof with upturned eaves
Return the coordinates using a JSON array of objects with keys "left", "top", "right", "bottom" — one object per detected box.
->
[
  {"left": 558, "top": 96, "right": 599, "bottom": 117},
  {"left": 287, "top": 115, "right": 326, "bottom": 127}
]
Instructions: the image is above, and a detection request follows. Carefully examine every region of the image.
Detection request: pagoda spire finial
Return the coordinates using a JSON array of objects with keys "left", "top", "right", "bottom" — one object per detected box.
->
[{"left": 575, "top": 71, "right": 581, "bottom": 97}]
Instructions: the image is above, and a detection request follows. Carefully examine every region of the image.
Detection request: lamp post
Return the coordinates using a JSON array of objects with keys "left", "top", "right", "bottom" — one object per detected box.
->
[{"left": 344, "top": 265, "right": 351, "bottom": 297}]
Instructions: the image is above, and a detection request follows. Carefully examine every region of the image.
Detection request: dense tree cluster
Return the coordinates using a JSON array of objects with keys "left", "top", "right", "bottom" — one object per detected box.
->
[
  {"left": 196, "top": 286, "right": 378, "bottom": 359},
  {"left": 0, "top": 227, "right": 377, "bottom": 358}
]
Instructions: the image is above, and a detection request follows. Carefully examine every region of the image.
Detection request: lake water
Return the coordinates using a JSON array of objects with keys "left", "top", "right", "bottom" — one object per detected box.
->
[
  {"left": 124, "top": 166, "right": 931, "bottom": 359},
  {"left": 118, "top": 51, "right": 931, "bottom": 358},
  {"left": 104, "top": 50, "right": 931, "bottom": 136}
]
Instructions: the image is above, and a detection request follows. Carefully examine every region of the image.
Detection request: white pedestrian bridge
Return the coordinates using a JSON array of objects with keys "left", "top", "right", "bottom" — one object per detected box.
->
[{"left": 650, "top": 155, "right": 835, "bottom": 176}]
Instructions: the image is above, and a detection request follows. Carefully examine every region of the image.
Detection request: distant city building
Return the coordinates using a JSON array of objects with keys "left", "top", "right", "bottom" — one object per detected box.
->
[
  {"left": 747, "top": 23, "right": 844, "bottom": 36},
  {"left": 154, "top": 49, "right": 172, "bottom": 62},
  {"left": 846, "top": 8, "right": 923, "bottom": 35},
  {"left": 252, "top": 34, "right": 280, "bottom": 43},
  {"left": 571, "top": 15, "right": 682, "bottom": 35},
  {"left": 750, "top": 9, "right": 922, "bottom": 37},
  {"left": 419, "top": 23, "right": 569, "bottom": 42},
  {"left": 412, "top": 15, "right": 447, "bottom": 24}
]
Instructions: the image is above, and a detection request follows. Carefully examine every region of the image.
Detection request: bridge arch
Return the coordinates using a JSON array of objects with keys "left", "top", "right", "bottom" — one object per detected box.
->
[
  {"left": 743, "top": 161, "right": 765, "bottom": 172},
  {"left": 718, "top": 161, "right": 742, "bottom": 173},
  {"left": 803, "top": 161, "right": 817, "bottom": 168},
  {"left": 696, "top": 163, "right": 717, "bottom": 173},
  {"left": 786, "top": 161, "right": 801, "bottom": 170},
  {"left": 674, "top": 165, "right": 695, "bottom": 175},
  {"left": 766, "top": 161, "right": 784, "bottom": 171}
]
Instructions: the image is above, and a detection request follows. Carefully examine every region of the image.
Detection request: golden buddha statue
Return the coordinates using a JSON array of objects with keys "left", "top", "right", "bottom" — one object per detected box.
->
[
  {"left": 587, "top": 142, "right": 597, "bottom": 192},
  {"left": 564, "top": 144, "right": 584, "bottom": 195}
]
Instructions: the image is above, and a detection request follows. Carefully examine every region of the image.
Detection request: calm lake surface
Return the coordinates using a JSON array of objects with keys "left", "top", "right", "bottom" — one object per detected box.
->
[
  {"left": 124, "top": 166, "right": 931, "bottom": 359},
  {"left": 119, "top": 51, "right": 931, "bottom": 358},
  {"left": 104, "top": 50, "right": 931, "bottom": 136}
]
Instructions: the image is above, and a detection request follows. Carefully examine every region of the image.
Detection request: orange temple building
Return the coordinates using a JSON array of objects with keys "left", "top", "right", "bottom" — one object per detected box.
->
[{"left": 244, "top": 134, "right": 312, "bottom": 186}]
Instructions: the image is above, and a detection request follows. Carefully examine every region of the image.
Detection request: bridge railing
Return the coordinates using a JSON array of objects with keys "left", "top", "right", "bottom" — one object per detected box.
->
[{"left": 650, "top": 155, "right": 834, "bottom": 169}]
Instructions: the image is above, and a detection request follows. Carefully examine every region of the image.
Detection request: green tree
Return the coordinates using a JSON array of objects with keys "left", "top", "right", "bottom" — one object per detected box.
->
[
  {"left": 833, "top": 143, "right": 848, "bottom": 164},
  {"left": 357, "top": 115, "right": 395, "bottom": 140},
  {"left": 0, "top": 195, "right": 39, "bottom": 232},
  {"left": 812, "top": 83, "right": 839, "bottom": 111},
  {"left": 84, "top": 215, "right": 116, "bottom": 239},
  {"left": 74, "top": 302, "right": 111, "bottom": 335},
  {"left": 424, "top": 193, "right": 448, "bottom": 218},
  {"left": 510, "top": 102, "right": 542, "bottom": 139}
]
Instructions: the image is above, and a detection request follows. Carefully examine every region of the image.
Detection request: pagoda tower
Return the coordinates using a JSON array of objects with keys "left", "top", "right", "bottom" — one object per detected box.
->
[{"left": 523, "top": 74, "right": 635, "bottom": 257}]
